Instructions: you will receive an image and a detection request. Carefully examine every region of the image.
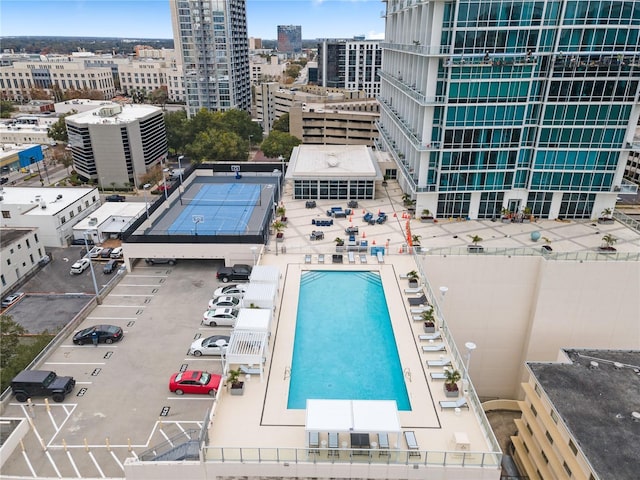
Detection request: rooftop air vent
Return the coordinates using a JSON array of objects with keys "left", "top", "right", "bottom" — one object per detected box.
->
[
  {"left": 614, "top": 362, "right": 624, "bottom": 369},
  {"left": 589, "top": 361, "right": 599, "bottom": 369},
  {"left": 632, "top": 412, "right": 640, "bottom": 422},
  {"left": 56, "top": 194, "right": 63, "bottom": 200}
]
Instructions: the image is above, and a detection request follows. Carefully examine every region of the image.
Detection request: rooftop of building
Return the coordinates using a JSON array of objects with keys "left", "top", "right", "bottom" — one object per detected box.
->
[
  {"left": 0, "top": 226, "right": 37, "bottom": 249},
  {"left": 528, "top": 349, "right": 640, "bottom": 480},
  {"left": 0, "top": 143, "right": 42, "bottom": 160},
  {"left": 288, "top": 145, "right": 380, "bottom": 178},
  {"left": 72, "top": 202, "right": 147, "bottom": 231},
  {"left": 66, "top": 103, "right": 162, "bottom": 125},
  {"left": 0, "top": 186, "right": 97, "bottom": 216}
]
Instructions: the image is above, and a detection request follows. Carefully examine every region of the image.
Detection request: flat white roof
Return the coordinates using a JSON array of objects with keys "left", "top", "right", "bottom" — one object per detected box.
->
[
  {"left": 0, "top": 187, "right": 97, "bottom": 216},
  {"left": 73, "top": 202, "right": 146, "bottom": 230},
  {"left": 288, "top": 145, "right": 379, "bottom": 178},
  {"left": 305, "top": 399, "right": 401, "bottom": 434},
  {"left": 0, "top": 144, "right": 42, "bottom": 160},
  {"left": 67, "top": 103, "right": 162, "bottom": 125}
]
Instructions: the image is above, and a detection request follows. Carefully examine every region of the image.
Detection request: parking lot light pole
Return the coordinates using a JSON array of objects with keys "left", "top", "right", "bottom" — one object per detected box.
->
[{"left": 83, "top": 230, "right": 100, "bottom": 303}]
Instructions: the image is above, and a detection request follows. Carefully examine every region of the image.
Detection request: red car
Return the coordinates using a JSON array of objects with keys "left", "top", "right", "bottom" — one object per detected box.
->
[{"left": 168, "top": 370, "right": 222, "bottom": 396}]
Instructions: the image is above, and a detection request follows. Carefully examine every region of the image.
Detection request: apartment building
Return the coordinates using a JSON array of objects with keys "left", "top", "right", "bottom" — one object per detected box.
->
[
  {"left": 318, "top": 38, "right": 383, "bottom": 98},
  {"left": 512, "top": 349, "right": 639, "bottom": 480},
  {"left": 378, "top": 0, "right": 640, "bottom": 219},
  {"left": 170, "top": 0, "right": 251, "bottom": 116},
  {"left": 249, "top": 55, "right": 286, "bottom": 85},
  {"left": 65, "top": 103, "right": 167, "bottom": 187},
  {"left": 0, "top": 60, "right": 115, "bottom": 102},
  {"left": 278, "top": 25, "right": 302, "bottom": 54}
]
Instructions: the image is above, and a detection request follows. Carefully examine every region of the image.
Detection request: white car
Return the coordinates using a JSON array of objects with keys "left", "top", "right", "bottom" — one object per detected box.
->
[
  {"left": 188, "top": 335, "right": 230, "bottom": 356},
  {"left": 202, "top": 308, "right": 239, "bottom": 327},
  {"left": 87, "top": 246, "right": 103, "bottom": 258},
  {"left": 110, "top": 247, "right": 123, "bottom": 259},
  {"left": 70, "top": 258, "right": 91, "bottom": 274},
  {"left": 212, "top": 283, "right": 248, "bottom": 299},
  {"left": 2, "top": 292, "right": 24, "bottom": 308},
  {"left": 208, "top": 295, "right": 241, "bottom": 309}
]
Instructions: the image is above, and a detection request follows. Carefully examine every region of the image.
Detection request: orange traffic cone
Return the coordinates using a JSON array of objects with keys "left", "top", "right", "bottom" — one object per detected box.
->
[
  {"left": 372, "top": 240, "right": 376, "bottom": 245},
  {"left": 393, "top": 212, "right": 397, "bottom": 217},
  {"left": 349, "top": 216, "right": 352, "bottom": 222},
  {"left": 362, "top": 231, "right": 366, "bottom": 239},
  {"left": 362, "top": 209, "right": 365, "bottom": 214}
]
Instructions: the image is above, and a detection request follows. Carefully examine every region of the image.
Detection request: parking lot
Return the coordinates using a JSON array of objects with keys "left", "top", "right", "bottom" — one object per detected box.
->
[{"left": 1, "top": 260, "right": 231, "bottom": 478}]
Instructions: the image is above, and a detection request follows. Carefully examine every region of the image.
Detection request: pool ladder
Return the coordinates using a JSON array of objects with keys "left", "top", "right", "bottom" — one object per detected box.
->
[
  {"left": 404, "top": 368, "right": 412, "bottom": 382},
  {"left": 284, "top": 366, "right": 291, "bottom": 380}
]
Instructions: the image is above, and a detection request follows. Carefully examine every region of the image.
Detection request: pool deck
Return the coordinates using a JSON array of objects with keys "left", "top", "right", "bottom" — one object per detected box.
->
[{"left": 206, "top": 179, "right": 639, "bottom": 461}]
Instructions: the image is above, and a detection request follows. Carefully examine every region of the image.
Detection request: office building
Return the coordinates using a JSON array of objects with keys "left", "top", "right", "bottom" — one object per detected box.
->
[
  {"left": 512, "top": 349, "right": 639, "bottom": 480},
  {"left": 318, "top": 38, "right": 383, "bottom": 98},
  {"left": 65, "top": 103, "right": 167, "bottom": 187},
  {"left": 378, "top": 0, "right": 640, "bottom": 219},
  {"left": 0, "top": 227, "right": 45, "bottom": 297},
  {"left": 170, "top": 0, "right": 251, "bottom": 116},
  {"left": 277, "top": 25, "right": 302, "bottom": 54}
]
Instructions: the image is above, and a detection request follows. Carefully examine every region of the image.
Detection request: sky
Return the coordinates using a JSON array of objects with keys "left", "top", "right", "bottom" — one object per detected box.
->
[{"left": 0, "top": 0, "right": 386, "bottom": 40}]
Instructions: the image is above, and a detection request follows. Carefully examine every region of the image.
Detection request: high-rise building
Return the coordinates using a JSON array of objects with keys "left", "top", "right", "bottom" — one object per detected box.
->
[
  {"left": 378, "top": 0, "right": 640, "bottom": 220},
  {"left": 277, "top": 25, "right": 302, "bottom": 54},
  {"left": 318, "top": 39, "right": 383, "bottom": 98},
  {"left": 170, "top": 0, "right": 251, "bottom": 116}
]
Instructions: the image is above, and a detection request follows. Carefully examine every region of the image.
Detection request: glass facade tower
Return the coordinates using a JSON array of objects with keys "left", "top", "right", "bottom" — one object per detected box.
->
[
  {"left": 378, "top": 0, "right": 640, "bottom": 219},
  {"left": 171, "top": 0, "right": 251, "bottom": 116}
]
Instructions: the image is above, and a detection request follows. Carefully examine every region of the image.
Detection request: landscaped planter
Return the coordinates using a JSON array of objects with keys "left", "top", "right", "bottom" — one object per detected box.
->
[
  {"left": 597, "top": 246, "right": 617, "bottom": 254},
  {"left": 597, "top": 217, "right": 614, "bottom": 224},
  {"left": 229, "top": 383, "right": 245, "bottom": 396},
  {"left": 424, "top": 322, "right": 436, "bottom": 334},
  {"left": 408, "top": 279, "right": 419, "bottom": 288},
  {"left": 276, "top": 233, "right": 284, "bottom": 242},
  {"left": 420, "top": 217, "right": 435, "bottom": 223},
  {"left": 444, "top": 384, "right": 459, "bottom": 398}
]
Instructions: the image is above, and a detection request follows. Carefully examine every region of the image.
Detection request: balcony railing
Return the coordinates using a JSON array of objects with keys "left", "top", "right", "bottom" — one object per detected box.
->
[{"left": 378, "top": 70, "right": 445, "bottom": 106}]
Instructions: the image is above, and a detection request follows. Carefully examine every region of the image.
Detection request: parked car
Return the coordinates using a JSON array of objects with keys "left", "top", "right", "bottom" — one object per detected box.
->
[
  {"left": 208, "top": 295, "right": 241, "bottom": 309},
  {"left": 103, "top": 259, "right": 119, "bottom": 274},
  {"left": 216, "top": 264, "right": 252, "bottom": 283},
  {"left": 1, "top": 176, "right": 9, "bottom": 185},
  {"left": 212, "top": 283, "right": 249, "bottom": 299},
  {"left": 88, "top": 246, "right": 103, "bottom": 258},
  {"left": 145, "top": 258, "right": 176, "bottom": 265},
  {"left": 11, "top": 370, "right": 75, "bottom": 403},
  {"left": 100, "top": 248, "right": 113, "bottom": 259},
  {"left": 202, "top": 308, "right": 239, "bottom": 327},
  {"left": 70, "top": 258, "right": 91, "bottom": 274},
  {"left": 105, "top": 194, "right": 126, "bottom": 202},
  {"left": 2, "top": 292, "right": 25, "bottom": 308},
  {"left": 73, "top": 325, "right": 124, "bottom": 345},
  {"left": 71, "top": 237, "right": 94, "bottom": 246},
  {"left": 188, "top": 335, "right": 230, "bottom": 356},
  {"left": 110, "top": 247, "right": 123, "bottom": 258},
  {"left": 168, "top": 370, "right": 221, "bottom": 396}
]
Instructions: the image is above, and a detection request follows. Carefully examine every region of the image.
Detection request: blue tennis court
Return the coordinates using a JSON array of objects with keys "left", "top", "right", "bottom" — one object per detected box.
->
[{"left": 167, "top": 183, "right": 261, "bottom": 235}]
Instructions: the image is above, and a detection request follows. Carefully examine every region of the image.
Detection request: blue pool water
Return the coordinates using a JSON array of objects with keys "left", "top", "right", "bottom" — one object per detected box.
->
[
  {"left": 167, "top": 183, "right": 260, "bottom": 235},
  {"left": 287, "top": 271, "right": 411, "bottom": 410}
]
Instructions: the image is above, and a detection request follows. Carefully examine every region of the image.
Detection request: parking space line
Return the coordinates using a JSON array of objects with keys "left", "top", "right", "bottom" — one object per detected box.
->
[
  {"left": 47, "top": 407, "right": 59, "bottom": 431},
  {"left": 21, "top": 450, "right": 37, "bottom": 477},
  {"left": 159, "top": 428, "right": 174, "bottom": 446},
  {"left": 76, "top": 381, "right": 93, "bottom": 385},
  {"left": 110, "top": 450, "right": 125, "bottom": 472},
  {"left": 66, "top": 450, "right": 82, "bottom": 477},
  {"left": 45, "top": 450, "right": 62, "bottom": 478},
  {"left": 88, "top": 451, "right": 106, "bottom": 478}
]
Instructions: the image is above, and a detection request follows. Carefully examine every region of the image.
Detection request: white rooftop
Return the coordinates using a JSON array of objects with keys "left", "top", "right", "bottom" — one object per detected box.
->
[
  {"left": 0, "top": 144, "right": 42, "bottom": 160},
  {"left": 288, "top": 145, "right": 379, "bottom": 178},
  {"left": 0, "top": 187, "right": 97, "bottom": 216},
  {"left": 73, "top": 202, "right": 146, "bottom": 230},
  {"left": 67, "top": 103, "right": 162, "bottom": 126}
]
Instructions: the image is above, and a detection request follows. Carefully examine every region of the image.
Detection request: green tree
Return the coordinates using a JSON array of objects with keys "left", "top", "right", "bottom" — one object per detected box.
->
[
  {"left": 0, "top": 314, "right": 25, "bottom": 370},
  {"left": 48, "top": 111, "right": 76, "bottom": 143},
  {"left": 149, "top": 86, "right": 169, "bottom": 109},
  {"left": 164, "top": 110, "right": 189, "bottom": 154},
  {"left": 60, "top": 152, "right": 73, "bottom": 173},
  {"left": 260, "top": 130, "right": 301, "bottom": 161},
  {"left": 1, "top": 100, "right": 16, "bottom": 118},
  {"left": 272, "top": 113, "right": 290, "bottom": 132},
  {"left": 285, "top": 64, "right": 302, "bottom": 80},
  {"left": 186, "top": 129, "right": 247, "bottom": 162}
]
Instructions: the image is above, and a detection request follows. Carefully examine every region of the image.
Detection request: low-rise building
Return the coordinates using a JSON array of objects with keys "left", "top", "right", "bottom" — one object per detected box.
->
[
  {"left": 72, "top": 201, "right": 147, "bottom": 244},
  {"left": 0, "top": 144, "right": 44, "bottom": 175},
  {"left": 0, "top": 186, "right": 100, "bottom": 247},
  {"left": 0, "top": 227, "right": 45, "bottom": 297},
  {"left": 512, "top": 349, "right": 640, "bottom": 480}
]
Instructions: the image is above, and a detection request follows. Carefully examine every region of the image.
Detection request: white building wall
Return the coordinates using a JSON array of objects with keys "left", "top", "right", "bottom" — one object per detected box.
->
[
  {"left": 0, "top": 228, "right": 44, "bottom": 296},
  {"left": 421, "top": 255, "right": 640, "bottom": 399}
]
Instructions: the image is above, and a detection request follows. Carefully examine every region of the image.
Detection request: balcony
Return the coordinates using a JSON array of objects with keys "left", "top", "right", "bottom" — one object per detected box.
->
[
  {"left": 377, "top": 99, "right": 441, "bottom": 152},
  {"left": 378, "top": 70, "right": 445, "bottom": 106}
]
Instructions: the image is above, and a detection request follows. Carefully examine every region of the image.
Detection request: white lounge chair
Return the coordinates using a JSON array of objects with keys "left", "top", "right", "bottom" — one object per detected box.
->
[
  {"left": 360, "top": 254, "right": 367, "bottom": 263},
  {"left": 439, "top": 397, "right": 469, "bottom": 410},
  {"left": 348, "top": 251, "right": 355, "bottom": 263},
  {"left": 328, "top": 432, "right": 339, "bottom": 456},
  {"left": 418, "top": 332, "right": 441, "bottom": 341},
  {"left": 426, "top": 357, "right": 451, "bottom": 368},
  {"left": 430, "top": 372, "right": 447, "bottom": 380},
  {"left": 308, "top": 431, "right": 320, "bottom": 453},
  {"left": 377, "top": 432, "right": 390, "bottom": 456},
  {"left": 422, "top": 343, "right": 446, "bottom": 352},
  {"left": 305, "top": 254, "right": 311, "bottom": 264},
  {"left": 403, "top": 431, "right": 420, "bottom": 457},
  {"left": 377, "top": 251, "right": 384, "bottom": 263},
  {"left": 404, "top": 287, "right": 423, "bottom": 294},
  {"left": 240, "top": 365, "right": 261, "bottom": 375},
  {"left": 410, "top": 307, "right": 429, "bottom": 314},
  {"left": 318, "top": 254, "right": 325, "bottom": 264},
  {"left": 398, "top": 273, "right": 409, "bottom": 280}
]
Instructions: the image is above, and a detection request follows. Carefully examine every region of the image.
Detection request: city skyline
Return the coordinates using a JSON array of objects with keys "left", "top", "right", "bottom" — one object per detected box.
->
[{"left": 0, "top": 0, "right": 385, "bottom": 41}]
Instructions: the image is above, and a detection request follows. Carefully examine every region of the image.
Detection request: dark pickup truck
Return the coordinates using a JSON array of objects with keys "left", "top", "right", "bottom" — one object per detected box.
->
[
  {"left": 11, "top": 370, "right": 76, "bottom": 403},
  {"left": 216, "top": 264, "right": 252, "bottom": 283}
]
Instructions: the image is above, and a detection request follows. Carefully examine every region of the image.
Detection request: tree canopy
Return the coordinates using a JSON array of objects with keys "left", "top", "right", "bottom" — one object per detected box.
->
[
  {"left": 260, "top": 130, "right": 301, "bottom": 161},
  {"left": 164, "top": 108, "right": 263, "bottom": 162},
  {"left": 47, "top": 110, "right": 76, "bottom": 143},
  {"left": 272, "top": 113, "right": 290, "bottom": 133},
  {"left": 1, "top": 100, "right": 16, "bottom": 118}
]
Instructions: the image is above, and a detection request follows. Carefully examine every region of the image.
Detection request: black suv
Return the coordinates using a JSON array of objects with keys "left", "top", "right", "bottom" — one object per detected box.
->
[
  {"left": 216, "top": 264, "right": 252, "bottom": 283},
  {"left": 11, "top": 370, "right": 76, "bottom": 403}
]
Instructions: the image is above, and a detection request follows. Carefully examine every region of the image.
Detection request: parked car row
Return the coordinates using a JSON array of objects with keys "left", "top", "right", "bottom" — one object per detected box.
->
[{"left": 1, "top": 291, "right": 25, "bottom": 309}]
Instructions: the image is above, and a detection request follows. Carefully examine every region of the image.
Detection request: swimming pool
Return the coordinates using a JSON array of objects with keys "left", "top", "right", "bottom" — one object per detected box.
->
[
  {"left": 167, "top": 183, "right": 261, "bottom": 235},
  {"left": 287, "top": 271, "right": 411, "bottom": 410}
]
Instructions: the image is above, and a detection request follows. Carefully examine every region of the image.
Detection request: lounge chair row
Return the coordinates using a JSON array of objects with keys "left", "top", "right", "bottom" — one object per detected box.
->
[{"left": 309, "top": 432, "right": 424, "bottom": 456}]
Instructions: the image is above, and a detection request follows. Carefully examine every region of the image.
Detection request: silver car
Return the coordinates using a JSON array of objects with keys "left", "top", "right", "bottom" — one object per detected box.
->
[
  {"left": 70, "top": 258, "right": 91, "bottom": 275},
  {"left": 208, "top": 295, "right": 241, "bottom": 309},
  {"left": 202, "top": 308, "right": 238, "bottom": 327}
]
